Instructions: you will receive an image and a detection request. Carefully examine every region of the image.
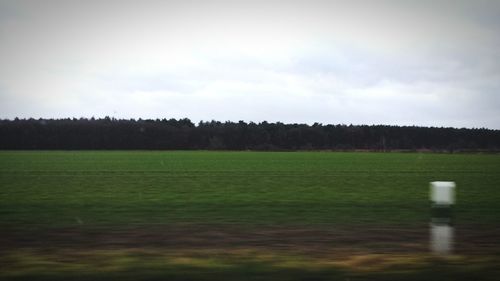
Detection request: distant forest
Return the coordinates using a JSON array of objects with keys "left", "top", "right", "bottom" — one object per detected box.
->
[{"left": 1, "top": 118, "right": 500, "bottom": 151}]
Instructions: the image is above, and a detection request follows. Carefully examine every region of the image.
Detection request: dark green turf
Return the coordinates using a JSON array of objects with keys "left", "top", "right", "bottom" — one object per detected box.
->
[
  {"left": 1, "top": 151, "right": 500, "bottom": 280},
  {"left": 1, "top": 151, "right": 499, "bottom": 227}
]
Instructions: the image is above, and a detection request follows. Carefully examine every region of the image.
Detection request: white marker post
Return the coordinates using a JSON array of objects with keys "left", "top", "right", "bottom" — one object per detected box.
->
[
  {"left": 431, "top": 181, "right": 455, "bottom": 206},
  {"left": 430, "top": 181, "right": 456, "bottom": 255}
]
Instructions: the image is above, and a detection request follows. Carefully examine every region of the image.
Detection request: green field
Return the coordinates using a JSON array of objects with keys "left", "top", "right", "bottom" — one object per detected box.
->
[{"left": 1, "top": 151, "right": 500, "bottom": 280}]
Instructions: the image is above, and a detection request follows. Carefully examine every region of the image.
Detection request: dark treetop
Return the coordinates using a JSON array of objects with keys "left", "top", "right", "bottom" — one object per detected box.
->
[{"left": 1, "top": 118, "right": 499, "bottom": 151}]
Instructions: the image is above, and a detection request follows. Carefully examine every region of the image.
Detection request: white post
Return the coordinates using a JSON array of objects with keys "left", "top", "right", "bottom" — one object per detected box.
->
[
  {"left": 430, "top": 181, "right": 455, "bottom": 206},
  {"left": 430, "top": 224, "right": 454, "bottom": 255},
  {"left": 430, "top": 181, "right": 455, "bottom": 255}
]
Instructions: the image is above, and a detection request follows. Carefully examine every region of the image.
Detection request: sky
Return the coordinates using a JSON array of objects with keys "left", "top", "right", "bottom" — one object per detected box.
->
[{"left": 1, "top": 0, "right": 499, "bottom": 129}]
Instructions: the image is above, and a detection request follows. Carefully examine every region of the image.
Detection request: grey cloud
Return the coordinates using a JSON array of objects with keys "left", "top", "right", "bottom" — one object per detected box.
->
[{"left": 1, "top": 0, "right": 500, "bottom": 129}]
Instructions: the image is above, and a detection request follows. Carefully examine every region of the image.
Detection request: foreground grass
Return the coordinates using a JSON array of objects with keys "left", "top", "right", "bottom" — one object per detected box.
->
[
  {"left": 2, "top": 248, "right": 500, "bottom": 281},
  {"left": 1, "top": 151, "right": 499, "bottom": 226},
  {"left": 1, "top": 151, "right": 499, "bottom": 280}
]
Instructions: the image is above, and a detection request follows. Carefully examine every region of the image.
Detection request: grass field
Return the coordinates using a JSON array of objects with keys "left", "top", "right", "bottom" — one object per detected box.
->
[{"left": 1, "top": 151, "right": 500, "bottom": 280}]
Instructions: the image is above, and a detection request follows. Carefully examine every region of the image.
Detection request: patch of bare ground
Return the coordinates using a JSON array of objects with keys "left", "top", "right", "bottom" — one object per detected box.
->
[{"left": 1, "top": 224, "right": 499, "bottom": 257}]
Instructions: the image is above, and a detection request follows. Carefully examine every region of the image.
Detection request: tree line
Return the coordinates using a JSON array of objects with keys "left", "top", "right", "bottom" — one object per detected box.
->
[{"left": 1, "top": 117, "right": 499, "bottom": 151}]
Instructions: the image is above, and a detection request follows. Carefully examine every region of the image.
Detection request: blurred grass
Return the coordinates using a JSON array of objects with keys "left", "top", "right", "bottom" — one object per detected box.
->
[
  {"left": 1, "top": 248, "right": 500, "bottom": 281},
  {"left": 0, "top": 151, "right": 499, "bottom": 227},
  {"left": 1, "top": 151, "right": 500, "bottom": 280}
]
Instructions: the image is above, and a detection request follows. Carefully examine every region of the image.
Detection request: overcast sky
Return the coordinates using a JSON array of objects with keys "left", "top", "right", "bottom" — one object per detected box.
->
[{"left": 1, "top": 0, "right": 499, "bottom": 128}]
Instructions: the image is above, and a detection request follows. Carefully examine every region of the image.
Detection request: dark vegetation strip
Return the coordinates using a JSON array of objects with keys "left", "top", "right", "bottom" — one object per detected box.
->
[{"left": 1, "top": 118, "right": 500, "bottom": 150}]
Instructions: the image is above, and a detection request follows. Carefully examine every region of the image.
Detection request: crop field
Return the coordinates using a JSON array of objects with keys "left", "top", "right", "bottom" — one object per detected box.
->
[{"left": 1, "top": 151, "right": 500, "bottom": 280}]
